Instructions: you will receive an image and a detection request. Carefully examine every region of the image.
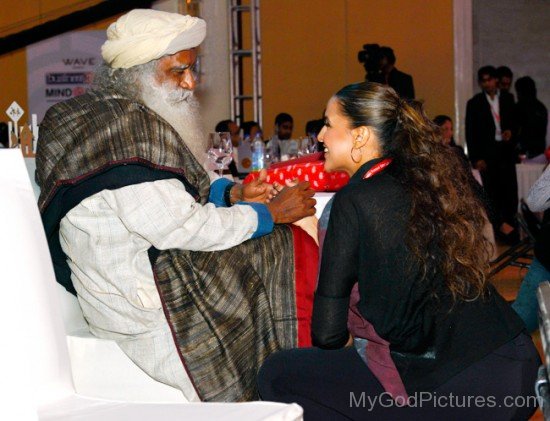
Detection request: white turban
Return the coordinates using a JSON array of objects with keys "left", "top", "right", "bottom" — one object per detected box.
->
[{"left": 101, "top": 9, "right": 206, "bottom": 69}]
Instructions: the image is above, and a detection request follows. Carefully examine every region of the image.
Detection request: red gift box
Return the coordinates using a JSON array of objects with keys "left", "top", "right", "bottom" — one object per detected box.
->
[{"left": 243, "top": 152, "right": 350, "bottom": 192}]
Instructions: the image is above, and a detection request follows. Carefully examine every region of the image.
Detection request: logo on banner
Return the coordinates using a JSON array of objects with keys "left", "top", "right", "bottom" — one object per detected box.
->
[
  {"left": 45, "top": 86, "right": 87, "bottom": 98},
  {"left": 62, "top": 57, "right": 97, "bottom": 67},
  {"left": 27, "top": 30, "right": 106, "bottom": 121},
  {"left": 44, "top": 61, "right": 96, "bottom": 99},
  {"left": 46, "top": 72, "right": 94, "bottom": 84},
  {"left": 41, "top": 54, "right": 99, "bottom": 100}
]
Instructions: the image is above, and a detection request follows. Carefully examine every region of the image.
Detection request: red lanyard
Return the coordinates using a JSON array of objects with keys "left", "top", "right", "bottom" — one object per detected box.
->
[
  {"left": 488, "top": 97, "right": 500, "bottom": 123},
  {"left": 363, "top": 158, "right": 393, "bottom": 179},
  {"left": 489, "top": 105, "right": 500, "bottom": 123}
]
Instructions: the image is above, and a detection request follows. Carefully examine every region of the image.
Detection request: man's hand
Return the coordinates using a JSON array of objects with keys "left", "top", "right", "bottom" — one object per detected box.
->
[
  {"left": 502, "top": 130, "right": 512, "bottom": 142},
  {"left": 266, "top": 181, "right": 316, "bottom": 224},
  {"left": 474, "top": 160, "right": 487, "bottom": 172},
  {"left": 238, "top": 169, "right": 277, "bottom": 204}
]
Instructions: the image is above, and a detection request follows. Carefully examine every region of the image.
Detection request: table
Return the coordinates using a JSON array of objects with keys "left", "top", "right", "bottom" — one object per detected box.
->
[
  {"left": 314, "top": 192, "right": 334, "bottom": 219},
  {"left": 516, "top": 163, "right": 546, "bottom": 203}
]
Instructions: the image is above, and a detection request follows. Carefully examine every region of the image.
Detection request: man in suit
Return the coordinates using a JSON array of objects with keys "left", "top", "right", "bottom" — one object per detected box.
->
[
  {"left": 378, "top": 47, "right": 415, "bottom": 100},
  {"left": 497, "top": 66, "right": 514, "bottom": 97},
  {"left": 466, "top": 65, "right": 517, "bottom": 241}
]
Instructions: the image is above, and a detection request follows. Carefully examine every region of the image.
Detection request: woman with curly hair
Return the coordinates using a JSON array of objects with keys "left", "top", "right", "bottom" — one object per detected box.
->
[{"left": 258, "top": 82, "right": 539, "bottom": 420}]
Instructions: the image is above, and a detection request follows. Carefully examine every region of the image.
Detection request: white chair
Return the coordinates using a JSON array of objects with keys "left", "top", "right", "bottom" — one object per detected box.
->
[
  {"left": 23, "top": 156, "right": 189, "bottom": 402},
  {"left": 1, "top": 150, "right": 303, "bottom": 420},
  {"left": 536, "top": 281, "right": 550, "bottom": 419}
]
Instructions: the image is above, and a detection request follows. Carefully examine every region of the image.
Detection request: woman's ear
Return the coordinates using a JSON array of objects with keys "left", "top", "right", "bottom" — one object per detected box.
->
[{"left": 352, "top": 126, "right": 370, "bottom": 149}]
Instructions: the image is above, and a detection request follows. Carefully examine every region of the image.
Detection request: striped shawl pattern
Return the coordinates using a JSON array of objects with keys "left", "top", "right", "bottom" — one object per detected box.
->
[{"left": 36, "top": 89, "right": 302, "bottom": 401}]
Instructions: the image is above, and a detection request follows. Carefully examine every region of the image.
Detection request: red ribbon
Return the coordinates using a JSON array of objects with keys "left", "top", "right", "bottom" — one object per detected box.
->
[{"left": 363, "top": 158, "right": 393, "bottom": 179}]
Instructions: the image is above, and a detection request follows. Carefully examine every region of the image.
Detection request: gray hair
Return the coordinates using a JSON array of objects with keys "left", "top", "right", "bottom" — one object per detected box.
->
[
  {"left": 91, "top": 58, "right": 207, "bottom": 163},
  {"left": 92, "top": 59, "right": 159, "bottom": 101}
]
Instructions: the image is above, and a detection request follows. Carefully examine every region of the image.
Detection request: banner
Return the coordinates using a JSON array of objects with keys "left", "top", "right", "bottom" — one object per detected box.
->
[{"left": 26, "top": 31, "right": 106, "bottom": 122}]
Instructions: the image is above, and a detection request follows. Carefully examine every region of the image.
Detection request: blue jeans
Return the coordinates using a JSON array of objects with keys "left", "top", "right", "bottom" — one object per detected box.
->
[{"left": 512, "top": 258, "right": 550, "bottom": 332}]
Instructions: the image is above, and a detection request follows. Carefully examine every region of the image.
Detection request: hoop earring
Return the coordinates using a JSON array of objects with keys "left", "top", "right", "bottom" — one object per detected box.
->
[{"left": 351, "top": 146, "right": 362, "bottom": 164}]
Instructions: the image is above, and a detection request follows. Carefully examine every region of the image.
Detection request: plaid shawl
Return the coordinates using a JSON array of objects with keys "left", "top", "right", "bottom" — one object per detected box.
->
[{"left": 36, "top": 89, "right": 317, "bottom": 401}]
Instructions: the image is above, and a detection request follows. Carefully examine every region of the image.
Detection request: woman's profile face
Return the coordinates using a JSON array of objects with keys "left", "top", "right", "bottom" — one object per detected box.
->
[
  {"left": 318, "top": 98, "right": 356, "bottom": 175},
  {"left": 440, "top": 120, "right": 453, "bottom": 146}
]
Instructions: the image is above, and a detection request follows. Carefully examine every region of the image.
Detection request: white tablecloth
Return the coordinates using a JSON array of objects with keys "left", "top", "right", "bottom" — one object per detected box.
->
[
  {"left": 516, "top": 163, "right": 546, "bottom": 202},
  {"left": 314, "top": 192, "right": 334, "bottom": 219}
]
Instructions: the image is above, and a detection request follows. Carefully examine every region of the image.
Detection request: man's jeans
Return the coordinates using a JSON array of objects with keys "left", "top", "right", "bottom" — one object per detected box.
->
[{"left": 512, "top": 258, "right": 550, "bottom": 332}]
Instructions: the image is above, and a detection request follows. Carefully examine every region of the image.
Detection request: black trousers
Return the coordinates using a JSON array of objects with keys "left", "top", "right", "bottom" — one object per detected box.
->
[
  {"left": 482, "top": 142, "right": 519, "bottom": 227},
  {"left": 258, "top": 333, "right": 540, "bottom": 420}
]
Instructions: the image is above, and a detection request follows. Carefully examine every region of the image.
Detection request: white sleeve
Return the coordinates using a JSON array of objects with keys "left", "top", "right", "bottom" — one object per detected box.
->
[
  {"left": 526, "top": 165, "right": 550, "bottom": 212},
  {"left": 100, "top": 178, "right": 260, "bottom": 251}
]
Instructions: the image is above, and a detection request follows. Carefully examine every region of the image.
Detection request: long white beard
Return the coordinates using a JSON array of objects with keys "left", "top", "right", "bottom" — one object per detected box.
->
[{"left": 140, "top": 77, "right": 207, "bottom": 164}]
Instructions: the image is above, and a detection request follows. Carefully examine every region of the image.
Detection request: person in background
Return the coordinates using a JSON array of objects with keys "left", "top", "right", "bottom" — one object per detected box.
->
[
  {"left": 378, "top": 46, "right": 415, "bottom": 100},
  {"left": 512, "top": 165, "right": 550, "bottom": 331},
  {"left": 514, "top": 76, "right": 548, "bottom": 158},
  {"left": 466, "top": 65, "right": 518, "bottom": 244},
  {"left": 214, "top": 119, "right": 241, "bottom": 177},
  {"left": 258, "top": 82, "right": 539, "bottom": 420},
  {"left": 305, "top": 118, "right": 325, "bottom": 153},
  {"left": 433, "top": 114, "right": 498, "bottom": 258},
  {"left": 241, "top": 120, "right": 263, "bottom": 141},
  {"left": 497, "top": 66, "right": 514, "bottom": 97},
  {"left": 215, "top": 119, "right": 240, "bottom": 146},
  {"left": 269, "top": 113, "right": 294, "bottom": 160},
  {"left": 433, "top": 115, "right": 458, "bottom": 147},
  {"left": 305, "top": 118, "right": 324, "bottom": 138}
]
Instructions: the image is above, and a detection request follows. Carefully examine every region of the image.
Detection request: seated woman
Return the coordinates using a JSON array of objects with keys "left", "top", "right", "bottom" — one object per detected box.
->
[
  {"left": 433, "top": 114, "right": 498, "bottom": 255},
  {"left": 433, "top": 114, "right": 466, "bottom": 158},
  {"left": 432, "top": 115, "right": 517, "bottom": 245},
  {"left": 433, "top": 114, "right": 456, "bottom": 146},
  {"left": 258, "top": 82, "right": 539, "bottom": 420}
]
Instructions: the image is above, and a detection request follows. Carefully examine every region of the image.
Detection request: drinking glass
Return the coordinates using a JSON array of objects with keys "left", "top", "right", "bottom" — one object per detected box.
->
[
  {"left": 297, "top": 137, "right": 309, "bottom": 157},
  {"left": 207, "top": 132, "right": 233, "bottom": 177},
  {"left": 298, "top": 135, "right": 318, "bottom": 156},
  {"left": 307, "top": 133, "right": 319, "bottom": 153}
]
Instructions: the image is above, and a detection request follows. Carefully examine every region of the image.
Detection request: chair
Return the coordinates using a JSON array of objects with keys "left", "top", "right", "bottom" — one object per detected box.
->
[
  {"left": 0, "top": 150, "right": 303, "bottom": 420},
  {"left": 536, "top": 281, "right": 550, "bottom": 419},
  {"left": 23, "top": 156, "right": 188, "bottom": 402},
  {"left": 520, "top": 199, "right": 543, "bottom": 241}
]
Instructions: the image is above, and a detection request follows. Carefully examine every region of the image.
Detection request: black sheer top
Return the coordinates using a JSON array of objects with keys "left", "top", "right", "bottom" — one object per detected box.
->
[{"left": 312, "top": 158, "right": 525, "bottom": 393}]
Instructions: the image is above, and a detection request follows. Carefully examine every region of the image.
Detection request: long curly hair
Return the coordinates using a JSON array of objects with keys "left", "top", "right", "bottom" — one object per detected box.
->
[{"left": 335, "top": 82, "right": 492, "bottom": 301}]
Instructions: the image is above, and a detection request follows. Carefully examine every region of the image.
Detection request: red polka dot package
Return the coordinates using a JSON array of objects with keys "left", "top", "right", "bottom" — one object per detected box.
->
[{"left": 243, "top": 153, "right": 350, "bottom": 192}]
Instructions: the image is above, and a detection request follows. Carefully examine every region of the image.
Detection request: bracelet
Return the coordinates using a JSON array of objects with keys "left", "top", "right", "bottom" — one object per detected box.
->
[{"left": 223, "top": 182, "right": 236, "bottom": 207}]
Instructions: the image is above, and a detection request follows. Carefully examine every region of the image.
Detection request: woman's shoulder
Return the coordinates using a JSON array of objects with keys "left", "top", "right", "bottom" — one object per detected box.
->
[{"left": 334, "top": 170, "right": 405, "bottom": 207}]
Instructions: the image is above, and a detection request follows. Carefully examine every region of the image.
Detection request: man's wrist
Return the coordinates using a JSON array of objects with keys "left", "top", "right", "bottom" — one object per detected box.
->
[
  {"left": 223, "top": 182, "right": 236, "bottom": 207},
  {"left": 230, "top": 184, "right": 243, "bottom": 205},
  {"left": 224, "top": 183, "right": 243, "bottom": 206}
]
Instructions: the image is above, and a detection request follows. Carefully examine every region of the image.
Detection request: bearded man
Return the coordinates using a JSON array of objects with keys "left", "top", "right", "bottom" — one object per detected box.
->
[{"left": 36, "top": 9, "right": 317, "bottom": 402}]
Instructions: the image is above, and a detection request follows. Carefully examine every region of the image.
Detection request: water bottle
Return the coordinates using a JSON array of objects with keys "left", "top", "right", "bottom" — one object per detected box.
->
[{"left": 251, "top": 134, "right": 265, "bottom": 171}]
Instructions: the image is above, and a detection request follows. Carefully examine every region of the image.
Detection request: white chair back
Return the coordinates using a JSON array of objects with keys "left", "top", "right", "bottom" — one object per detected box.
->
[
  {"left": 0, "top": 150, "right": 304, "bottom": 420},
  {"left": 0, "top": 150, "right": 74, "bottom": 416}
]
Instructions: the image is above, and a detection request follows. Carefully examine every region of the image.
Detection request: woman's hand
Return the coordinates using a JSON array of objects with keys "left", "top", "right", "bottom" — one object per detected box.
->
[{"left": 236, "top": 170, "right": 277, "bottom": 204}]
